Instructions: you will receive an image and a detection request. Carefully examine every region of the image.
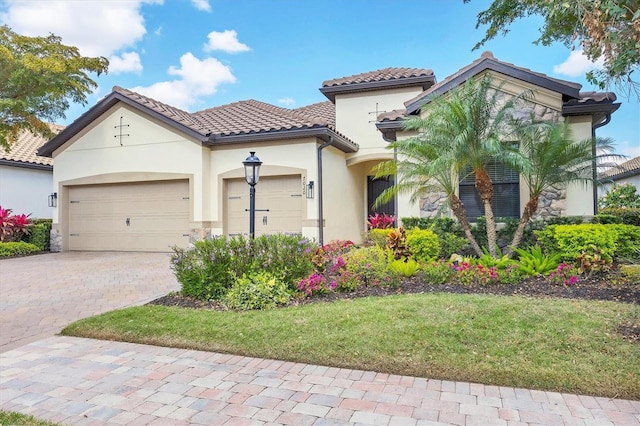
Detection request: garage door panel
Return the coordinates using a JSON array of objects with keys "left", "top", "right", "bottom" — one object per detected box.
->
[
  {"left": 226, "top": 175, "right": 302, "bottom": 237},
  {"left": 68, "top": 180, "right": 189, "bottom": 252}
]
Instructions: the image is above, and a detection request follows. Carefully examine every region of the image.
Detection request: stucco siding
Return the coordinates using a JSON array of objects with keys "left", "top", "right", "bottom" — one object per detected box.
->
[
  {"left": 565, "top": 116, "right": 596, "bottom": 215},
  {"left": 52, "top": 105, "right": 207, "bottom": 224},
  {"left": 0, "top": 165, "right": 52, "bottom": 219}
]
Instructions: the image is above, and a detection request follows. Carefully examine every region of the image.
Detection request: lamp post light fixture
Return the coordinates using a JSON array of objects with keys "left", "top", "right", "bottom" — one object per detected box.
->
[{"left": 243, "top": 151, "right": 262, "bottom": 239}]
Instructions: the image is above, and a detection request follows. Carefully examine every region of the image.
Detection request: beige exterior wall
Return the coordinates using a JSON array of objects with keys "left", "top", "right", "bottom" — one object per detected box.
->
[
  {"left": 334, "top": 87, "right": 424, "bottom": 165},
  {"left": 50, "top": 104, "right": 208, "bottom": 250},
  {"left": 0, "top": 165, "right": 52, "bottom": 219},
  {"left": 565, "top": 115, "right": 596, "bottom": 216}
]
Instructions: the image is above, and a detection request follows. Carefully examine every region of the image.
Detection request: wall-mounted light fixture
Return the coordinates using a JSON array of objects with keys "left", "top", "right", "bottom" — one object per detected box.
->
[
  {"left": 48, "top": 192, "right": 57, "bottom": 208},
  {"left": 306, "top": 181, "right": 314, "bottom": 199}
]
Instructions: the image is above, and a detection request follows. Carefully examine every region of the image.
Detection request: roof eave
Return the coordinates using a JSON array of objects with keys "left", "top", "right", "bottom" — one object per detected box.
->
[
  {"left": 599, "top": 168, "right": 640, "bottom": 182},
  {"left": 561, "top": 101, "right": 621, "bottom": 118},
  {"left": 320, "top": 75, "right": 436, "bottom": 102},
  {"left": 206, "top": 127, "right": 359, "bottom": 153},
  {"left": 375, "top": 119, "right": 404, "bottom": 143},
  {"left": 38, "top": 93, "right": 208, "bottom": 157},
  {"left": 0, "top": 159, "right": 53, "bottom": 171},
  {"left": 405, "top": 60, "right": 583, "bottom": 114}
]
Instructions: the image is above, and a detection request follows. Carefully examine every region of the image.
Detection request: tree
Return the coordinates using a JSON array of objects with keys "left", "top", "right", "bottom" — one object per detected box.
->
[
  {"left": 507, "top": 120, "right": 618, "bottom": 252},
  {"left": 0, "top": 26, "right": 109, "bottom": 150},
  {"left": 465, "top": 0, "right": 640, "bottom": 97},
  {"left": 374, "top": 75, "right": 530, "bottom": 257}
]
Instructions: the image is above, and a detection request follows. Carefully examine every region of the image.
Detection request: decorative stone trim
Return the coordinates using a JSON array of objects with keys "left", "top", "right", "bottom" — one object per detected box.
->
[{"left": 49, "top": 228, "right": 62, "bottom": 252}]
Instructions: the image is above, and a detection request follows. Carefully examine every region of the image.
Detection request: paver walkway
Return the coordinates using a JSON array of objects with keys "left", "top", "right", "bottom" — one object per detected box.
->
[
  {"left": 0, "top": 252, "right": 179, "bottom": 352},
  {"left": 2, "top": 336, "right": 639, "bottom": 425}
]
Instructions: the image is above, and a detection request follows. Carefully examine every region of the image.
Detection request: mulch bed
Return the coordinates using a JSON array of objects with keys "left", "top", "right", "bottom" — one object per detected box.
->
[{"left": 148, "top": 269, "right": 639, "bottom": 342}]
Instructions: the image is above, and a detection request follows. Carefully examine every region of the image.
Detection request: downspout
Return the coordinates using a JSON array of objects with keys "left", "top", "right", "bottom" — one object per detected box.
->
[
  {"left": 592, "top": 114, "right": 612, "bottom": 215},
  {"left": 317, "top": 136, "right": 334, "bottom": 246}
]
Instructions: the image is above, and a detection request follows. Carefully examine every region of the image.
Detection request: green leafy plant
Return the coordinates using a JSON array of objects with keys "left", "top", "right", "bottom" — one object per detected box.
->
[
  {"left": 577, "top": 246, "right": 612, "bottom": 274},
  {"left": 388, "top": 258, "right": 421, "bottom": 277},
  {"left": 367, "top": 228, "right": 393, "bottom": 247},
  {"left": 599, "top": 183, "right": 640, "bottom": 209},
  {"left": 438, "top": 232, "right": 468, "bottom": 260},
  {"left": 597, "top": 207, "right": 640, "bottom": 226},
  {"left": 405, "top": 228, "right": 440, "bottom": 262},
  {"left": 0, "top": 241, "right": 40, "bottom": 257},
  {"left": 535, "top": 224, "right": 618, "bottom": 263},
  {"left": 513, "top": 245, "right": 561, "bottom": 276},
  {"left": 386, "top": 227, "right": 410, "bottom": 260},
  {"left": 477, "top": 246, "right": 516, "bottom": 270},
  {"left": 223, "top": 271, "right": 292, "bottom": 310},
  {"left": 342, "top": 246, "right": 399, "bottom": 289},
  {"left": 421, "top": 260, "right": 455, "bottom": 284},
  {"left": 25, "top": 221, "right": 52, "bottom": 251},
  {"left": 606, "top": 224, "right": 640, "bottom": 262}
]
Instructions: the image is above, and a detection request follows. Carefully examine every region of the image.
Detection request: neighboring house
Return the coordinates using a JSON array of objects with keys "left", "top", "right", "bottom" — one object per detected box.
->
[
  {"left": 38, "top": 52, "right": 620, "bottom": 252},
  {"left": 598, "top": 156, "right": 640, "bottom": 197},
  {"left": 0, "top": 125, "right": 63, "bottom": 219}
]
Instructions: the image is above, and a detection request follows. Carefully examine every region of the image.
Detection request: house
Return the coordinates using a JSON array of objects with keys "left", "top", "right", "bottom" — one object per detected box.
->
[
  {"left": 599, "top": 156, "right": 640, "bottom": 196},
  {"left": 0, "top": 125, "right": 63, "bottom": 219},
  {"left": 38, "top": 52, "right": 619, "bottom": 252}
]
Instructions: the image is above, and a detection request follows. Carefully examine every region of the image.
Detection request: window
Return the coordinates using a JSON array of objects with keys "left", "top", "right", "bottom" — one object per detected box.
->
[{"left": 459, "top": 161, "right": 520, "bottom": 221}]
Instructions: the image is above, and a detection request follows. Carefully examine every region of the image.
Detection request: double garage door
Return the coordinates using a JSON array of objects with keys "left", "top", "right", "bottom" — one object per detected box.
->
[
  {"left": 68, "top": 180, "right": 190, "bottom": 252},
  {"left": 226, "top": 175, "right": 302, "bottom": 237}
]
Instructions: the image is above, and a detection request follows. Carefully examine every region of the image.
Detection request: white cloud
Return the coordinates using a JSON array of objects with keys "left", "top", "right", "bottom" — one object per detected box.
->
[
  {"left": 553, "top": 49, "right": 605, "bottom": 77},
  {"left": 109, "top": 52, "right": 143, "bottom": 74},
  {"left": 191, "top": 0, "right": 211, "bottom": 12},
  {"left": 0, "top": 0, "right": 161, "bottom": 57},
  {"left": 278, "top": 98, "right": 296, "bottom": 106},
  {"left": 204, "top": 30, "right": 250, "bottom": 53},
  {"left": 132, "top": 52, "right": 236, "bottom": 110},
  {"left": 615, "top": 141, "right": 640, "bottom": 160}
]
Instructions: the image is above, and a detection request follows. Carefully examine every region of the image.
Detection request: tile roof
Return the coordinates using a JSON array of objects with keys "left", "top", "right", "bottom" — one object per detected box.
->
[
  {"left": 404, "top": 51, "right": 583, "bottom": 114},
  {"left": 293, "top": 101, "right": 336, "bottom": 127},
  {"left": 322, "top": 67, "right": 434, "bottom": 88},
  {"left": 0, "top": 124, "right": 62, "bottom": 168},
  {"left": 601, "top": 156, "right": 640, "bottom": 179},
  {"left": 194, "top": 99, "right": 332, "bottom": 136}
]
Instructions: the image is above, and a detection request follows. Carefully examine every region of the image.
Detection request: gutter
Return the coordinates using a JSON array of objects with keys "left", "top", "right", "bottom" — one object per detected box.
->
[
  {"left": 317, "top": 136, "right": 334, "bottom": 246},
  {"left": 592, "top": 114, "right": 612, "bottom": 215}
]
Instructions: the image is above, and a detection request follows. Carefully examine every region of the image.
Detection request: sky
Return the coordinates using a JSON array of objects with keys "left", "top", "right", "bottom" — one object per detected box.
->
[{"left": 1, "top": 0, "right": 638, "bottom": 160}]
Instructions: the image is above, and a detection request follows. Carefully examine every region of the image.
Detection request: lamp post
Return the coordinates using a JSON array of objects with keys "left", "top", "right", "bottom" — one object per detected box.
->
[{"left": 243, "top": 151, "right": 262, "bottom": 239}]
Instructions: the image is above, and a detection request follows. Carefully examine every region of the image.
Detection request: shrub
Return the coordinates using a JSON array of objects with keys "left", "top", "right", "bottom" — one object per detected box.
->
[
  {"left": 598, "top": 207, "right": 640, "bottom": 226},
  {"left": 388, "top": 258, "right": 420, "bottom": 277},
  {"left": 548, "top": 263, "right": 579, "bottom": 286},
  {"left": 297, "top": 272, "right": 336, "bottom": 296},
  {"left": 477, "top": 247, "right": 517, "bottom": 270},
  {"left": 367, "top": 228, "right": 393, "bottom": 247},
  {"left": 513, "top": 245, "right": 561, "bottom": 276},
  {"left": 386, "top": 228, "right": 410, "bottom": 260},
  {"left": 0, "top": 241, "right": 40, "bottom": 257},
  {"left": 312, "top": 240, "right": 354, "bottom": 273},
  {"left": 26, "top": 222, "right": 52, "bottom": 251},
  {"left": 599, "top": 183, "right": 640, "bottom": 209},
  {"left": 171, "top": 233, "right": 317, "bottom": 300},
  {"left": 406, "top": 228, "right": 440, "bottom": 262},
  {"left": 438, "top": 232, "right": 468, "bottom": 259},
  {"left": 401, "top": 216, "right": 467, "bottom": 259},
  {"left": 452, "top": 260, "right": 522, "bottom": 285},
  {"left": 535, "top": 224, "right": 618, "bottom": 263},
  {"left": 0, "top": 207, "right": 32, "bottom": 242},
  {"left": 592, "top": 214, "right": 622, "bottom": 225},
  {"left": 367, "top": 213, "right": 395, "bottom": 229},
  {"left": 341, "top": 246, "right": 398, "bottom": 290},
  {"left": 422, "top": 261, "right": 455, "bottom": 284},
  {"left": 606, "top": 224, "right": 640, "bottom": 262},
  {"left": 223, "top": 271, "right": 292, "bottom": 310}
]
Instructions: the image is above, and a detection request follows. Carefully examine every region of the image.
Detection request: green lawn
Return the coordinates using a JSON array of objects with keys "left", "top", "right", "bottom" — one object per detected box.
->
[
  {"left": 0, "top": 410, "right": 58, "bottom": 426},
  {"left": 62, "top": 293, "right": 640, "bottom": 399}
]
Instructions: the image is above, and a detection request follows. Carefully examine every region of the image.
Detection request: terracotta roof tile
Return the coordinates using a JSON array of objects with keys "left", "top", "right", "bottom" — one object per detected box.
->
[
  {"left": 322, "top": 67, "right": 434, "bottom": 88},
  {"left": 112, "top": 86, "right": 207, "bottom": 133},
  {"left": 293, "top": 101, "right": 335, "bottom": 127},
  {"left": 0, "top": 124, "right": 62, "bottom": 167},
  {"left": 601, "top": 156, "right": 640, "bottom": 178},
  {"left": 377, "top": 109, "right": 406, "bottom": 122},
  {"left": 193, "top": 99, "right": 332, "bottom": 136}
]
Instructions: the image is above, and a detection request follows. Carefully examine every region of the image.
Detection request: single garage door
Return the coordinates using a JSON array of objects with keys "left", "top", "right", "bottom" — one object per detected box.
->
[
  {"left": 68, "top": 180, "right": 190, "bottom": 252},
  {"left": 226, "top": 175, "right": 302, "bottom": 236}
]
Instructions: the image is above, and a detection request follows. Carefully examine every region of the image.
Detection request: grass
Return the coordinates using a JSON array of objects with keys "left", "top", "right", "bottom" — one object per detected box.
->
[
  {"left": 61, "top": 292, "right": 640, "bottom": 399},
  {"left": 0, "top": 410, "right": 58, "bottom": 426}
]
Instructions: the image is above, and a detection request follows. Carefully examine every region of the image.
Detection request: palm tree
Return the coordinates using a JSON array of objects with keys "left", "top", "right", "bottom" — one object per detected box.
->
[
  {"left": 507, "top": 119, "right": 619, "bottom": 252},
  {"left": 372, "top": 133, "right": 484, "bottom": 256},
  {"left": 376, "top": 74, "right": 531, "bottom": 257}
]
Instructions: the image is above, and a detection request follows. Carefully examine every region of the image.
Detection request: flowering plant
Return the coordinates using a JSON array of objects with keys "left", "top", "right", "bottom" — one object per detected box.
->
[
  {"left": 599, "top": 183, "right": 640, "bottom": 209},
  {"left": 367, "top": 213, "right": 396, "bottom": 229},
  {"left": 0, "top": 206, "right": 32, "bottom": 242},
  {"left": 548, "top": 263, "right": 579, "bottom": 286}
]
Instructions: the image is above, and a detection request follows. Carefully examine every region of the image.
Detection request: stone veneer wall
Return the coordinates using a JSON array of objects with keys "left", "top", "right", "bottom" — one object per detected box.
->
[
  {"left": 419, "top": 192, "right": 449, "bottom": 218},
  {"left": 49, "top": 228, "right": 62, "bottom": 252}
]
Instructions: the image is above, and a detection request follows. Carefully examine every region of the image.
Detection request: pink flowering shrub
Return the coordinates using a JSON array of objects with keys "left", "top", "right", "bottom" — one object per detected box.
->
[
  {"left": 548, "top": 263, "right": 579, "bottom": 286},
  {"left": 367, "top": 213, "right": 396, "bottom": 229},
  {"left": 0, "top": 206, "right": 32, "bottom": 243},
  {"left": 452, "top": 260, "right": 522, "bottom": 286}
]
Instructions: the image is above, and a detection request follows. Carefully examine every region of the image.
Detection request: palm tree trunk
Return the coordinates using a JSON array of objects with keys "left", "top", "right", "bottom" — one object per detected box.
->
[
  {"left": 507, "top": 197, "right": 539, "bottom": 256},
  {"left": 475, "top": 168, "right": 498, "bottom": 257},
  {"left": 449, "top": 194, "right": 483, "bottom": 257}
]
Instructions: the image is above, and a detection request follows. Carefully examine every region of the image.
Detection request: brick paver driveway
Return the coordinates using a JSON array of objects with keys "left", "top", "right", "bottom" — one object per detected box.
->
[{"left": 0, "top": 252, "right": 179, "bottom": 352}]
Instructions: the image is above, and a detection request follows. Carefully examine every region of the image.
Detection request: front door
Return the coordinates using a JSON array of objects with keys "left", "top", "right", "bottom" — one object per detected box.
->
[{"left": 367, "top": 176, "right": 395, "bottom": 219}]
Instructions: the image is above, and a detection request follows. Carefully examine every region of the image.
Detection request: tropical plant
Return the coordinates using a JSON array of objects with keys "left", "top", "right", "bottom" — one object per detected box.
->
[
  {"left": 599, "top": 183, "right": 640, "bottom": 209},
  {"left": 477, "top": 246, "right": 516, "bottom": 270},
  {"left": 223, "top": 271, "right": 292, "bottom": 310},
  {"left": 0, "top": 206, "right": 31, "bottom": 242},
  {"left": 513, "top": 245, "right": 561, "bottom": 276},
  {"left": 373, "top": 74, "right": 531, "bottom": 257},
  {"left": 388, "top": 258, "right": 421, "bottom": 277},
  {"left": 508, "top": 120, "right": 619, "bottom": 253},
  {"left": 367, "top": 213, "right": 396, "bottom": 229}
]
